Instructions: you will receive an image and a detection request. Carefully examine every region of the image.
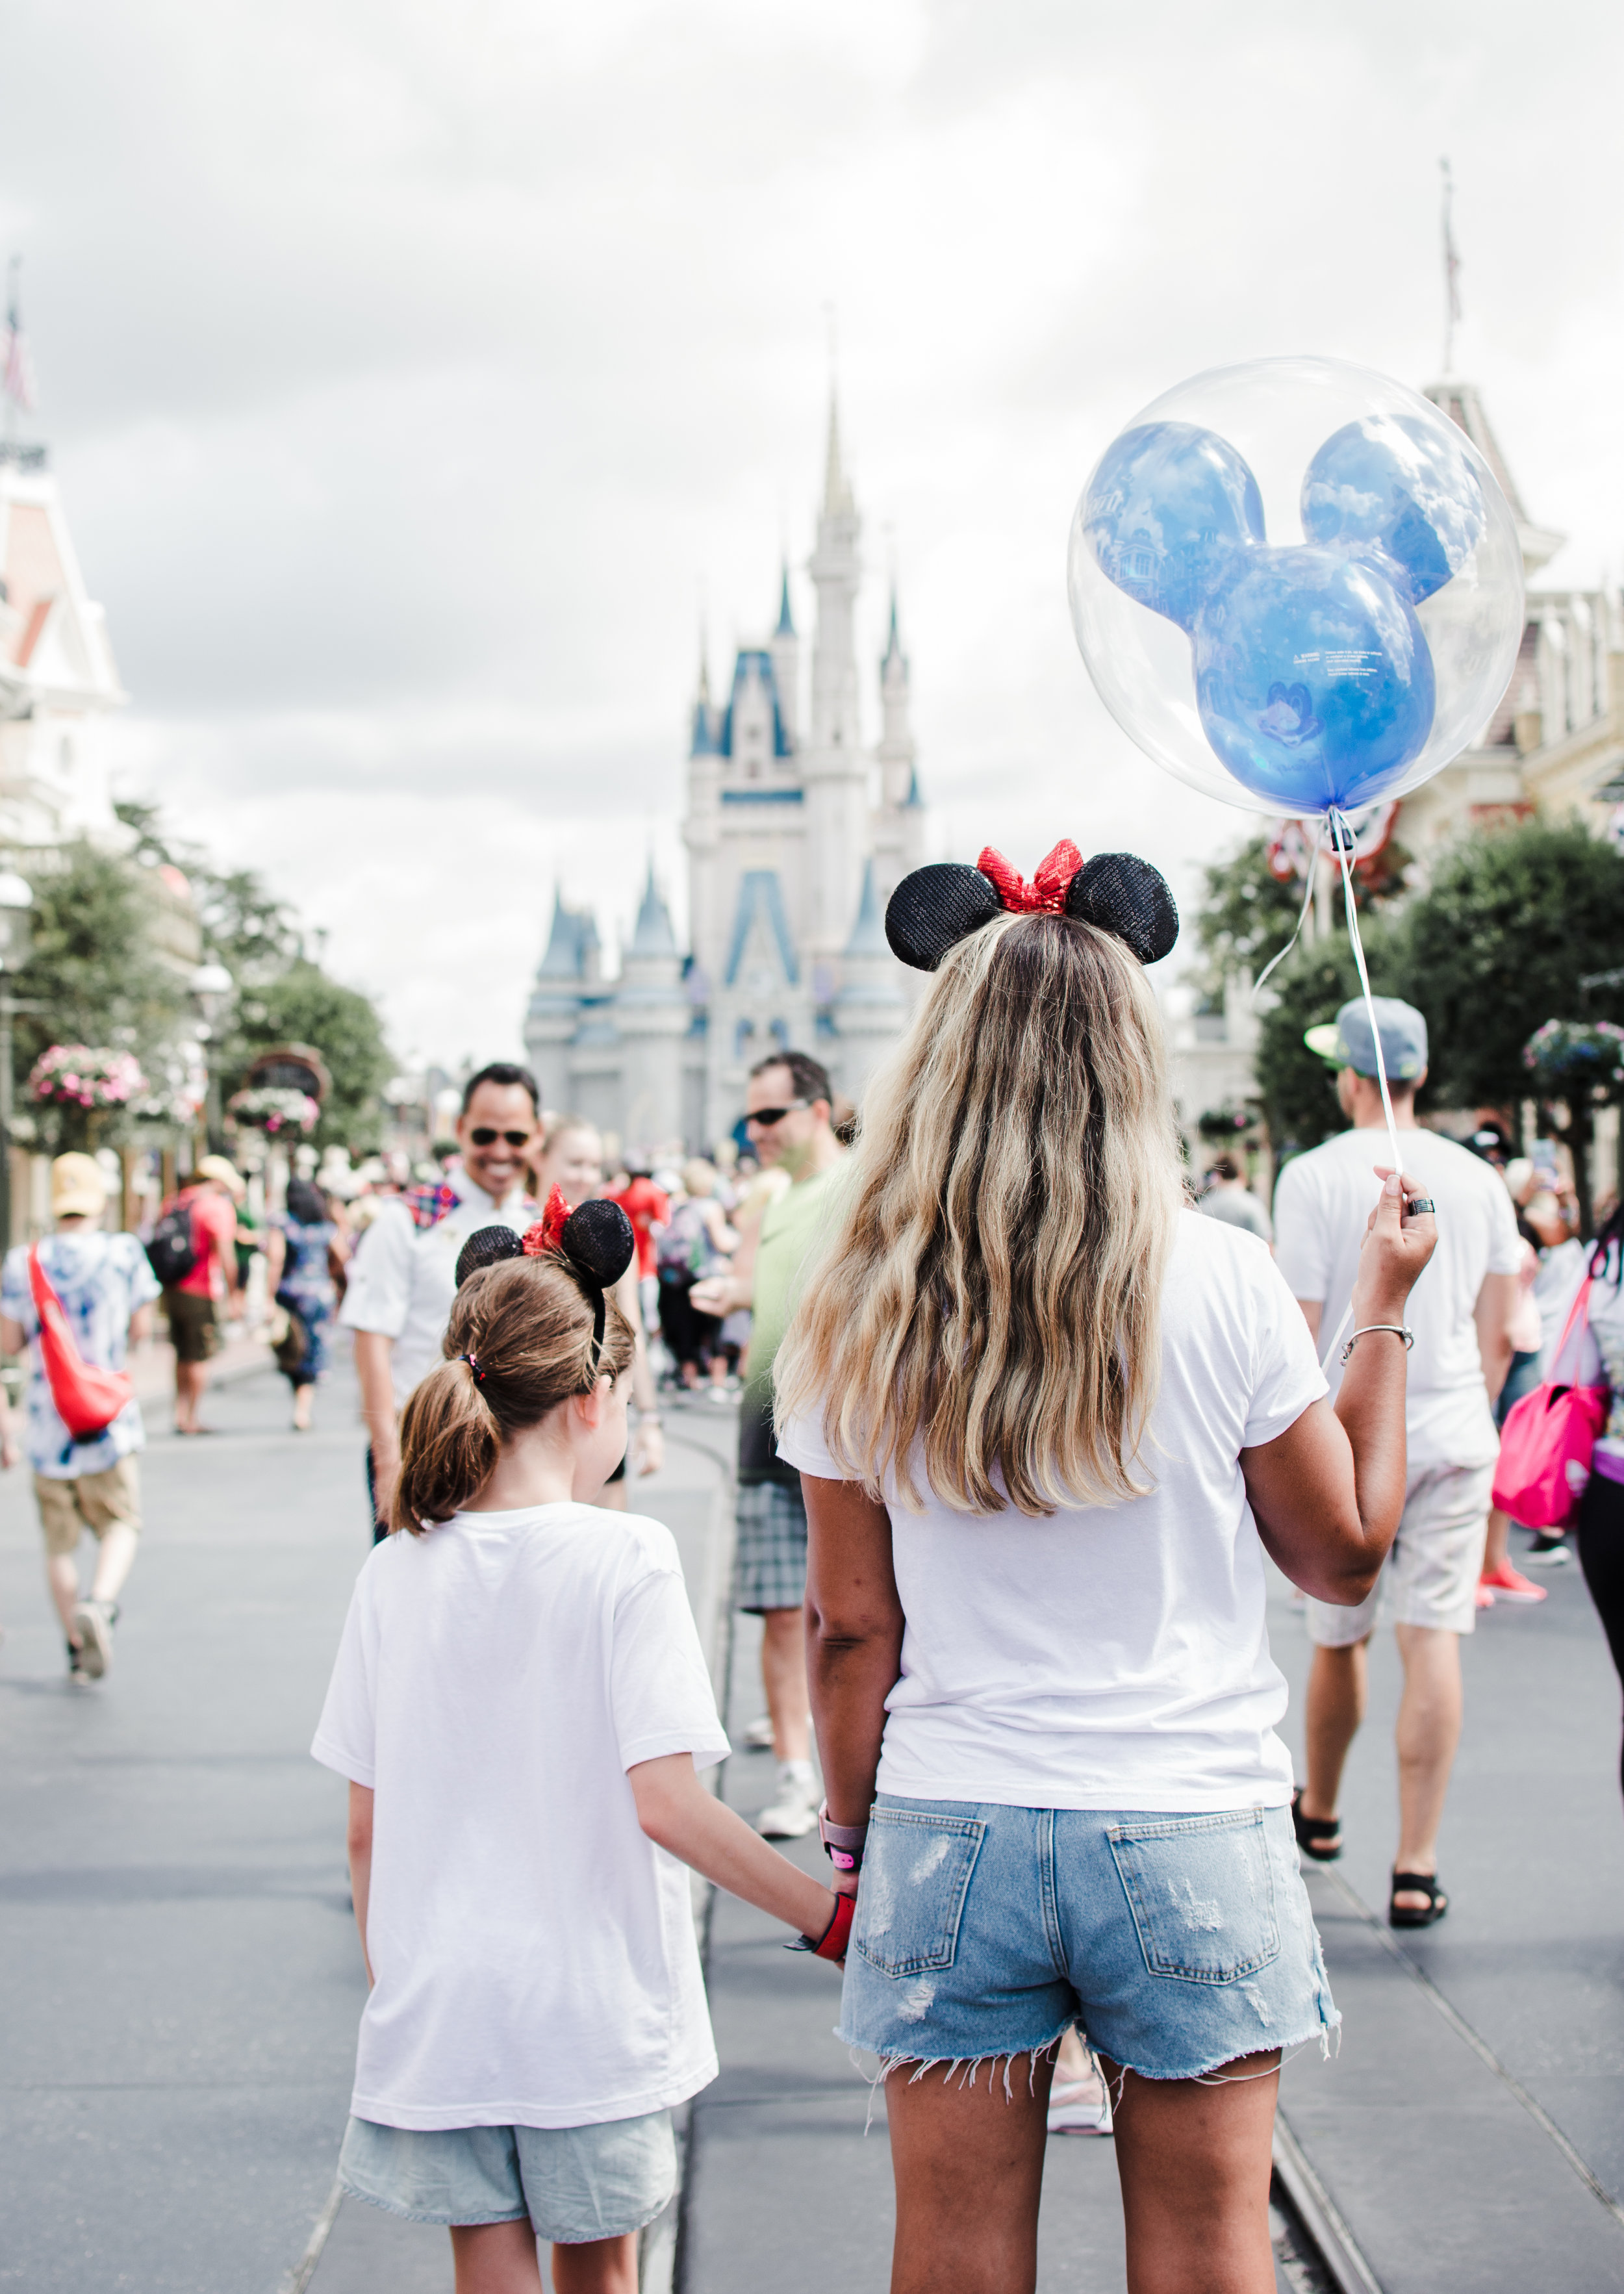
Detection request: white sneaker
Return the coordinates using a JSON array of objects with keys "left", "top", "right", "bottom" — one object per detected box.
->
[
  {"left": 742, "top": 1714, "right": 777, "bottom": 1752},
  {"left": 72, "top": 1599, "right": 116, "bottom": 1680},
  {"left": 1048, "top": 2069, "right": 1113, "bottom": 2136},
  {"left": 756, "top": 1763, "right": 820, "bottom": 1839}
]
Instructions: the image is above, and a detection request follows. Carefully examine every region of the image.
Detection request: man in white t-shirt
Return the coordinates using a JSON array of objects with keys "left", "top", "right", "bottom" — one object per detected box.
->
[
  {"left": 341, "top": 1064, "right": 538, "bottom": 1537},
  {"left": 1275, "top": 997, "right": 1519, "bottom": 1926}
]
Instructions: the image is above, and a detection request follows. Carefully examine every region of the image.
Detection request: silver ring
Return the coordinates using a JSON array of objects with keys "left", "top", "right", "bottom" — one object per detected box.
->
[{"left": 1405, "top": 1197, "right": 1435, "bottom": 1217}]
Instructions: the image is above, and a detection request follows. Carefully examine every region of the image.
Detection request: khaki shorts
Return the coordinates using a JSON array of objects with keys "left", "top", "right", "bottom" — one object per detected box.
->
[
  {"left": 164, "top": 1287, "right": 220, "bottom": 1363},
  {"left": 1306, "top": 1460, "right": 1495, "bottom": 1645},
  {"left": 34, "top": 1457, "right": 143, "bottom": 1559}
]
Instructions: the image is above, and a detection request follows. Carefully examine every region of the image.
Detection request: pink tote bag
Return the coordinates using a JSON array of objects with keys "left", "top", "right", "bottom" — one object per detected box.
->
[{"left": 1491, "top": 1277, "right": 1608, "bottom": 1529}]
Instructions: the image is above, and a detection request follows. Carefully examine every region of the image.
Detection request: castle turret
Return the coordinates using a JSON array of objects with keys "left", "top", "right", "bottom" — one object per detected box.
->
[
  {"left": 833, "top": 858, "right": 907, "bottom": 1106},
  {"left": 871, "top": 583, "right": 924, "bottom": 902},
  {"left": 524, "top": 891, "right": 598, "bottom": 1115},
  {"left": 802, "top": 391, "right": 869, "bottom": 967},
  {"left": 769, "top": 563, "right": 799, "bottom": 747},
  {"left": 614, "top": 863, "right": 688, "bottom": 1157}
]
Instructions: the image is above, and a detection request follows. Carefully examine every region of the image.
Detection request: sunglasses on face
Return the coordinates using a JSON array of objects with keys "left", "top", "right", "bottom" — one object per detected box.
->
[
  {"left": 746, "top": 1100, "right": 809, "bottom": 1129},
  {"left": 468, "top": 1128, "right": 533, "bottom": 1149}
]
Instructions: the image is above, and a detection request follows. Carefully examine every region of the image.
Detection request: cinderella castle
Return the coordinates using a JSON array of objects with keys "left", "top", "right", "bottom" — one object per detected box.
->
[{"left": 524, "top": 398, "right": 925, "bottom": 1153}]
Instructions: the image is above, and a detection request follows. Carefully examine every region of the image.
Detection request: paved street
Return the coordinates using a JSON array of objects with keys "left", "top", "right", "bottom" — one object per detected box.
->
[{"left": 5, "top": 1355, "right": 1624, "bottom": 2292}]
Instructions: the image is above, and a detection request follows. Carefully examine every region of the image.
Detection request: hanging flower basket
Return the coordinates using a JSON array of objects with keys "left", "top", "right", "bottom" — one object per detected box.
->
[
  {"left": 228, "top": 1085, "right": 320, "bottom": 1136},
  {"left": 29, "top": 1045, "right": 147, "bottom": 1111},
  {"left": 1521, "top": 1019, "right": 1624, "bottom": 1095}
]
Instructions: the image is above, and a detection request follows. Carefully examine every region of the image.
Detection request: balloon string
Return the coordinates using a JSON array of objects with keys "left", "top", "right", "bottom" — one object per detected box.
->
[
  {"left": 1329, "top": 806, "right": 1404, "bottom": 1180},
  {"left": 1250, "top": 819, "right": 1323, "bottom": 1007}
]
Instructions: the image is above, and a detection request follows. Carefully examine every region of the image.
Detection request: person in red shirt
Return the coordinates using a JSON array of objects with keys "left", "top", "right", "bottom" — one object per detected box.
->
[
  {"left": 607, "top": 1166, "right": 669, "bottom": 1331},
  {"left": 165, "top": 1155, "right": 245, "bottom": 1435}
]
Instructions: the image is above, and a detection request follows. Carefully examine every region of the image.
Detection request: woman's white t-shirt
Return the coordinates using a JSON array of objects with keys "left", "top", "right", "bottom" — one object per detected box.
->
[
  {"left": 312, "top": 1503, "right": 730, "bottom": 2131},
  {"left": 777, "top": 1211, "right": 1326, "bottom": 1814}
]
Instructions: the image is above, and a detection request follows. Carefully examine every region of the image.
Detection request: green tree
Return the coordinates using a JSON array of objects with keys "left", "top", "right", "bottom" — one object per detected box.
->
[
  {"left": 12, "top": 841, "right": 190, "bottom": 1149},
  {"left": 114, "top": 799, "right": 299, "bottom": 984},
  {"left": 227, "top": 960, "right": 392, "bottom": 1153},
  {"left": 1194, "top": 834, "right": 1306, "bottom": 978},
  {"left": 1404, "top": 821, "right": 1624, "bottom": 1106}
]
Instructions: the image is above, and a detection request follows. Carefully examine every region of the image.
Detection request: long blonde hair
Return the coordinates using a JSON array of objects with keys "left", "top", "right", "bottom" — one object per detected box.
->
[{"left": 774, "top": 910, "right": 1184, "bottom": 1517}]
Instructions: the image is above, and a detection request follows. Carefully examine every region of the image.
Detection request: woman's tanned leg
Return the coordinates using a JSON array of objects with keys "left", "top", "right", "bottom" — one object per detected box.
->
[
  {"left": 1103, "top": 2052, "right": 1280, "bottom": 2294},
  {"left": 885, "top": 2053, "right": 1053, "bottom": 2294}
]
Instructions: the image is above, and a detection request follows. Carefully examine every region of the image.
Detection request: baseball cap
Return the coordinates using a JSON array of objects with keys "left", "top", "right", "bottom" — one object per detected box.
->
[
  {"left": 1304, "top": 997, "right": 1428, "bottom": 1083},
  {"left": 51, "top": 1152, "right": 107, "bottom": 1219}
]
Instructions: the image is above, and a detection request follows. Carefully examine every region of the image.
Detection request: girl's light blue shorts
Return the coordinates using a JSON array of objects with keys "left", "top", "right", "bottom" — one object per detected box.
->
[
  {"left": 337, "top": 2107, "right": 675, "bottom": 2241},
  {"left": 839, "top": 1796, "right": 1338, "bottom": 2082}
]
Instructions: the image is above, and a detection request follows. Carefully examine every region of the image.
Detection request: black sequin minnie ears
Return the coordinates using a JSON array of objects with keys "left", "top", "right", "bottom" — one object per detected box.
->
[
  {"left": 884, "top": 839, "right": 1178, "bottom": 973},
  {"left": 455, "top": 1186, "right": 636, "bottom": 1362}
]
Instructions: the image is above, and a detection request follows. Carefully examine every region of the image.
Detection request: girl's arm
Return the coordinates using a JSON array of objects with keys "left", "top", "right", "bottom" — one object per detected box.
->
[
  {"left": 628, "top": 1754, "right": 837, "bottom": 1939},
  {"left": 804, "top": 1475, "right": 904, "bottom": 1883},
  {"left": 347, "top": 1782, "right": 375, "bottom": 1985}
]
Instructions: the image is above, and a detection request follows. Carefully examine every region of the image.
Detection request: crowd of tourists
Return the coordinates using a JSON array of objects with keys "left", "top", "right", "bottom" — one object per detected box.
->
[{"left": 5, "top": 846, "right": 1622, "bottom": 2294}]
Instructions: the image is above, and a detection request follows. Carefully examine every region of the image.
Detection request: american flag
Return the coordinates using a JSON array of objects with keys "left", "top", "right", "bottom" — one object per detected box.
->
[{"left": 2, "top": 261, "right": 37, "bottom": 414}]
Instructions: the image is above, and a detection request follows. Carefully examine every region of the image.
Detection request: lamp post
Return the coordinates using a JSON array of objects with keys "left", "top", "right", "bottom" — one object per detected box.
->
[
  {"left": 190, "top": 961, "right": 236, "bottom": 1154},
  {"left": 0, "top": 871, "right": 36, "bottom": 1249}
]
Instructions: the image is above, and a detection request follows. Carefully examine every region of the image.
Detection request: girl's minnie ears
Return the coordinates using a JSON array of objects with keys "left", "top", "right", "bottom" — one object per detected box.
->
[
  {"left": 454, "top": 1191, "right": 636, "bottom": 1292},
  {"left": 883, "top": 843, "right": 1179, "bottom": 973}
]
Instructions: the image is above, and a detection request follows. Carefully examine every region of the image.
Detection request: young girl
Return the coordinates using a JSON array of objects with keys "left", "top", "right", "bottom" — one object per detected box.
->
[{"left": 312, "top": 1197, "right": 845, "bottom": 2294}]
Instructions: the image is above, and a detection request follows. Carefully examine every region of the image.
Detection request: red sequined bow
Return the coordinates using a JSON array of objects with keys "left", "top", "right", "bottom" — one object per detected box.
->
[
  {"left": 976, "top": 839, "right": 1084, "bottom": 914},
  {"left": 522, "top": 1184, "right": 571, "bottom": 1257}
]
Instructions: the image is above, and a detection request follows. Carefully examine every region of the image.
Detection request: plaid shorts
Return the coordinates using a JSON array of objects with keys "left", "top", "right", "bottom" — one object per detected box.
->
[{"left": 733, "top": 1477, "right": 807, "bottom": 1614}]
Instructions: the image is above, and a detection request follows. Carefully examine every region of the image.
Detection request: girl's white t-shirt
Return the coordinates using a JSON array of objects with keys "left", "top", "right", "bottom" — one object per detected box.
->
[
  {"left": 312, "top": 1503, "right": 730, "bottom": 2131},
  {"left": 777, "top": 1211, "right": 1326, "bottom": 1814}
]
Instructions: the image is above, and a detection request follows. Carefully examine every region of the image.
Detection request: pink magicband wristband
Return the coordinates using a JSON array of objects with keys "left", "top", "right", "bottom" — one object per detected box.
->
[{"left": 818, "top": 1802, "right": 870, "bottom": 1872}]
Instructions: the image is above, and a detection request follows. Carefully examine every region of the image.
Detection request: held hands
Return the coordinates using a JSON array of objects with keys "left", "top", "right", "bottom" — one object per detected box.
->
[{"left": 1354, "top": 1169, "right": 1438, "bottom": 1326}]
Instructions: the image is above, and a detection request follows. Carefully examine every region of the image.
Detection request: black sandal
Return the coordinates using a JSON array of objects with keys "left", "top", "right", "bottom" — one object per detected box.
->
[
  {"left": 1389, "top": 1870, "right": 1448, "bottom": 1928},
  {"left": 1291, "top": 1788, "right": 1342, "bottom": 1863}
]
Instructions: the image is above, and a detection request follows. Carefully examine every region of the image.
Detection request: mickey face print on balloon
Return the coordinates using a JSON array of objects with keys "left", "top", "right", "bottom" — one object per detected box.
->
[{"left": 1067, "top": 359, "right": 1525, "bottom": 822}]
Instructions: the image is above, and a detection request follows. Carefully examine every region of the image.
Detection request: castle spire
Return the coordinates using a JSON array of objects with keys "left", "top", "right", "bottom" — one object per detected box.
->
[
  {"left": 776, "top": 559, "right": 794, "bottom": 636},
  {"left": 1440, "top": 155, "right": 1462, "bottom": 377},
  {"left": 823, "top": 389, "right": 853, "bottom": 518}
]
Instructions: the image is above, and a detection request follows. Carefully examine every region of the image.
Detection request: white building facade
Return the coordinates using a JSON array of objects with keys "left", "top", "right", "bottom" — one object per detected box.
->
[
  {"left": 525, "top": 401, "right": 924, "bottom": 1153},
  {"left": 0, "top": 447, "right": 126, "bottom": 848}
]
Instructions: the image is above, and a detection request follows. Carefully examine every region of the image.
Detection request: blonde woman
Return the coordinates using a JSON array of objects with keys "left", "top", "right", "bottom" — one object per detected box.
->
[
  {"left": 774, "top": 842, "right": 1436, "bottom": 2294},
  {"left": 526, "top": 1116, "right": 663, "bottom": 1500}
]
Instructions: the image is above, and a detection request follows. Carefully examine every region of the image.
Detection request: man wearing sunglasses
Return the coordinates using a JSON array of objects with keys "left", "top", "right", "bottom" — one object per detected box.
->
[
  {"left": 341, "top": 1062, "right": 540, "bottom": 1538},
  {"left": 691, "top": 1050, "right": 845, "bottom": 1837}
]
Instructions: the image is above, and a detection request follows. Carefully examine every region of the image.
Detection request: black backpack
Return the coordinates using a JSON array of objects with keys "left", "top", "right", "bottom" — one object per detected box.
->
[{"left": 146, "top": 1201, "right": 197, "bottom": 1288}]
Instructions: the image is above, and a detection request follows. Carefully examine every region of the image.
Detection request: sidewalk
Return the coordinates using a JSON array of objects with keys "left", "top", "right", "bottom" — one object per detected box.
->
[{"left": 127, "top": 1323, "right": 274, "bottom": 1408}]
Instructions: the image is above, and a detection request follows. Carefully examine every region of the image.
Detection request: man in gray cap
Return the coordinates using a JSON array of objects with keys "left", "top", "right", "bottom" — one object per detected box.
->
[{"left": 1274, "top": 996, "right": 1521, "bottom": 1928}]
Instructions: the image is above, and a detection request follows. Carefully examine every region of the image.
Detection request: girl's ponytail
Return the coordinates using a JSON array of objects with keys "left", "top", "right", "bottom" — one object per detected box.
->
[
  {"left": 388, "top": 1253, "right": 635, "bottom": 1536},
  {"left": 393, "top": 1358, "right": 502, "bottom": 1534}
]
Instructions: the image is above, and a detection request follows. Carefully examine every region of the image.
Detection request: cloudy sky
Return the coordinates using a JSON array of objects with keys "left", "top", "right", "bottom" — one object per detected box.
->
[{"left": 3, "top": 0, "right": 1621, "bottom": 1069}]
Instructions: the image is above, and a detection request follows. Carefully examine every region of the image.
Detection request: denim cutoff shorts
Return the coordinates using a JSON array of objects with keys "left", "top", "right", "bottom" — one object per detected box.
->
[
  {"left": 838, "top": 1796, "right": 1338, "bottom": 2082},
  {"left": 337, "top": 2108, "right": 675, "bottom": 2241}
]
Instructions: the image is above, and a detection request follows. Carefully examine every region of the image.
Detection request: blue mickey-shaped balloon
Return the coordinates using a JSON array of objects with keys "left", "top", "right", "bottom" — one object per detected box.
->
[
  {"left": 1080, "top": 420, "right": 1265, "bottom": 633},
  {"left": 1084, "top": 414, "right": 1480, "bottom": 811},
  {"left": 1194, "top": 547, "right": 1434, "bottom": 812},
  {"left": 1300, "top": 414, "right": 1484, "bottom": 604}
]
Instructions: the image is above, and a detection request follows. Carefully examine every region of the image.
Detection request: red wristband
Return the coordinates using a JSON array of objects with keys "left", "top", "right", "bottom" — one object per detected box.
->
[{"left": 813, "top": 1891, "right": 856, "bottom": 1962}]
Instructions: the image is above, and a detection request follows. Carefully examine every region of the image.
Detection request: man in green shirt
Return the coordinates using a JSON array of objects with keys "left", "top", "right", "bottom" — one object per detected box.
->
[{"left": 692, "top": 1050, "right": 845, "bottom": 1837}]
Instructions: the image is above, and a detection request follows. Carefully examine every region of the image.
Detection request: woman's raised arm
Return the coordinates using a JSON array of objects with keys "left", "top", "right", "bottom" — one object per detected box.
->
[
  {"left": 804, "top": 1474, "right": 904, "bottom": 1868},
  {"left": 1243, "top": 1169, "right": 1436, "bottom": 1601}
]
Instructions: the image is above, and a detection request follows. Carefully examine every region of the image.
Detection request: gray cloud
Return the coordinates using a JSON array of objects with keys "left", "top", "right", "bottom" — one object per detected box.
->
[{"left": 4, "top": 0, "right": 1619, "bottom": 1060}]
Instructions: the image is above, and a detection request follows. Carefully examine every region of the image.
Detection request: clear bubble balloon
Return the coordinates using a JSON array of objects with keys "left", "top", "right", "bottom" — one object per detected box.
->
[{"left": 1067, "top": 357, "right": 1526, "bottom": 820}]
